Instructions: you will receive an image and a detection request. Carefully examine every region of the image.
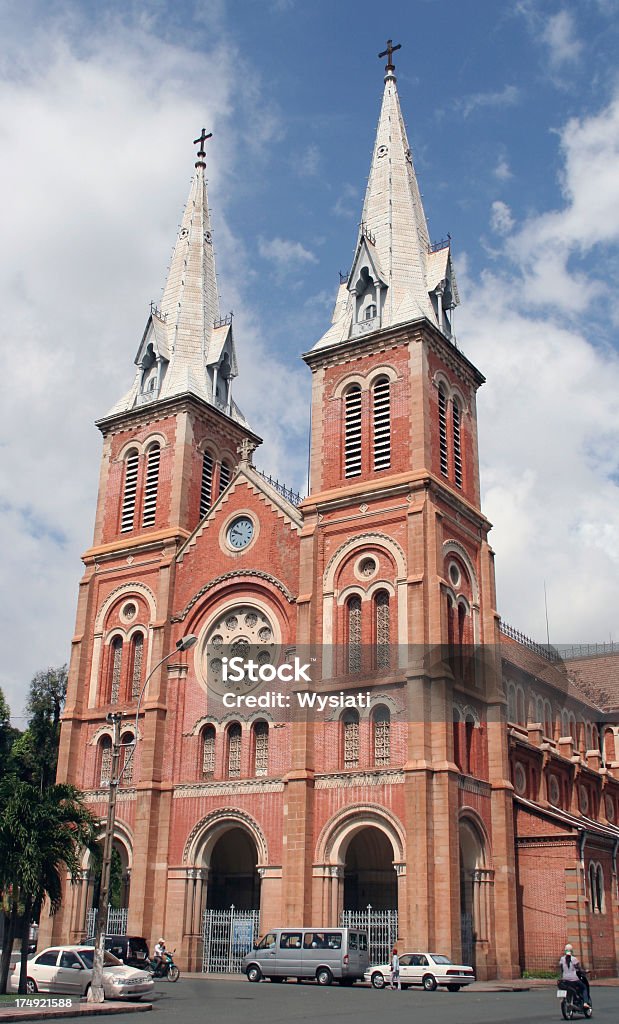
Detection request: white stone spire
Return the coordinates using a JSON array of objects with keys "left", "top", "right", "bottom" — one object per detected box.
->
[
  {"left": 105, "top": 134, "right": 246, "bottom": 424},
  {"left": 312, "top": 49, "right": 459, "bottom": 351}
]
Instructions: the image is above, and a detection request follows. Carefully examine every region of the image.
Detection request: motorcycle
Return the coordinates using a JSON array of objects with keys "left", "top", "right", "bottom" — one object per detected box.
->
[
  {"left": 148, "top": 950, "right": 180, "bottom": 982},
  {"left": 557, "top": 979, "right": 592, "bottom": 1019}
]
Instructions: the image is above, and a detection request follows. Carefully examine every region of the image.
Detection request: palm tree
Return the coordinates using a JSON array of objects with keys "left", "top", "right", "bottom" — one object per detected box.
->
[{"left": 0, "top": 780, "right": 97, "bottom": 994}]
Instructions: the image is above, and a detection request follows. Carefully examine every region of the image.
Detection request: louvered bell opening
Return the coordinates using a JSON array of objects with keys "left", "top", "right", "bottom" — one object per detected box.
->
[
  {"left": 219, "top": 460, "right": 231, "bottom": 495},
  {"left": 200, "top": 451, "right": 214, "bottom": 517},
  {"left": 453, "top": 400, "right": 462, "bottom": 488},
  {"left": 373, "top": 379, "right": 391, "bottom": 471},
  {"left": 120, "top": 452, "right": 139, "bottom": 532},
  {"left": 438, "top": 387, "right": 448, "bottom": 477},
  {"left": 142, "top": 446, "right": 161, "bottom": 527},
  {"left": 344, "top": 389, "right": 362, "bottom": 478}
]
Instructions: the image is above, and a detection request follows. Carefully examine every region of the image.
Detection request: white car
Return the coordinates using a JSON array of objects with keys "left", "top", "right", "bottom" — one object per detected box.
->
[
  {"left": 9, "top": 945, "right": 154, "bottom": 1000},
  {"left": 365, "top": 951, "right": 475, "bottom": 991}
]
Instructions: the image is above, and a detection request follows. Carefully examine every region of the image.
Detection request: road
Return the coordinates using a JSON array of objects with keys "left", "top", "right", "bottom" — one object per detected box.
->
[{"left": 104, "top": 977, "right": 617, "bottom": 1024}]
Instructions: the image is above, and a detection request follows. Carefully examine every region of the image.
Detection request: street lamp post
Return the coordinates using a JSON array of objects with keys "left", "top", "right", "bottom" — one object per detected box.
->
[{"left": 88, "top": 633, "right": 198, "bottom": 1003}]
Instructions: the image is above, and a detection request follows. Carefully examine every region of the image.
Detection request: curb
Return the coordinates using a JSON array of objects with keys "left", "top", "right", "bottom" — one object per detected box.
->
[{"left": 0, "top": 1002, "right": 152, "bottom": 1021}]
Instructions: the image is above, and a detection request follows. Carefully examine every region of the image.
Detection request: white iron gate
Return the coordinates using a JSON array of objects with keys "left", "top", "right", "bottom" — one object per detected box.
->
[
  {"left": 85, "top": 908, "right": 128, "bottom": 938},
  {"left": 340, "top": 906, "right": 398, "bottom": 966},
  {"left": 201, "top": 906, "right": 260, "bottom": 973}
]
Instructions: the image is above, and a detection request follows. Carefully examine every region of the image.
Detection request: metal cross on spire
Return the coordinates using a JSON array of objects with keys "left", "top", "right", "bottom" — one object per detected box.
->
[
  {"left": 378, "top": 38, "right": 401, "bottom": 73},
  {"left": 193, "top": 128, "right": 213, "bottom": 159}
]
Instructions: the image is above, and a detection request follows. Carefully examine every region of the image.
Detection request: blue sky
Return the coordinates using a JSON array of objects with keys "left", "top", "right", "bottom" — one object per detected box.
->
[{"left": 1, "top": 0, "right": 619, "bottom": 720}]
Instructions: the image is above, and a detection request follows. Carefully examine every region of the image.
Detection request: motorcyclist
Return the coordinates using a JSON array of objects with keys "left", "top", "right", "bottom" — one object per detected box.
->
[
  {"left": 153, "top": 938, "right": 166, "bottom": 975},
  {"left": 559, "top": 944, "right": 590, "bottom": 1009}
]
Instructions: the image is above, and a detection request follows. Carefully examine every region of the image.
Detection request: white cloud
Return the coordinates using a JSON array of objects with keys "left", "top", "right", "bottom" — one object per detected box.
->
[
  {"left": 503, "top": 92, "right": 619, "bottom": 310},
  {"left": 258, "top": 236, "right": 318, "bottom": 269},
  {"left": 490, "top": 200, "right": 515, "bottom": 235},
  {"left": 494, "top": 156, "right": 513, "bottom": 181},
  {"left": 542, "top": 10, "right": 582, "bottom": 68},
  {"left": 457, "top": 91, "right": 619, "bottom": 645},
  {"left": 295, "top": 143, "right": 321, "bottom": 177},
  {"left": 332, "top": 182, "right": 359, "bottom": 219},
  {"left": 458, "top": 84, "right": 520, "bottom": 119}
]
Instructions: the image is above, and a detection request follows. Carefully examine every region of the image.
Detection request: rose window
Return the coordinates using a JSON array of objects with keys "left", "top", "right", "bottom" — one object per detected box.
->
[{"left": 202, "top": 604, "right": 278, "bottom": 695}]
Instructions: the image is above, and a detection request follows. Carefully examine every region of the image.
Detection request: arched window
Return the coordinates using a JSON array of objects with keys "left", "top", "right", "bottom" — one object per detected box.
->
[
  {"left": 129, "top": 633, "right": 144, "bottom": 699},
  {"left": 373, "top": 706, "right": 391, "bottom": 766},
  {"left": 544, "top": 701, "right": 553, "bottom": 739},
  {"left": 453, "top": 708, "right": 463, "bottom": 771},
  {"left": 595, "top": 864, "right": 604, "bottom": 913},
  {"left": 121, "top": 732, "right": 134, "bottom": 784},
  {"left": 109, "top": 637, "right": 123, "bottom": 704},
  {"left": 200, "top": 451, "right": 214, "bottom": 517},
  {"left": 438, "top": 383, "right": 448, "bottom": 477},
  {"left": 219, "top": 459, "right": 231, "bottom": 495},
  {"left": 120, "top": 449, "right": 139, "bottom": 533},
  {"left": 589, "top": 862, "right": 604, "bottom": 913},
  {"left": 253, "top": 721, "right": 269, "bottom": 777},
  {"left": 374, "top": 590, "right": 390, "bottom": 670},
  {"left": 464, "top": 715, "right": 476, "bottom": 774},
  {"left": 342, "top": 710, "right": 359, "bottom": 770},
  {"left": 365, "top": 303, "right": 377, "bottom": 320},
  {"left": 347, "top": 595, "right": 362, "bottom": 674},
  {"left": 372, "top": 377, "right": 391, "bottom": 471},
  {"left": 507, "top": 683, "right": 517, "bottom": 724},
  {"left": 202, "top": 725, "right": 216, "bottom": 778},
  {"left": 227, "top": 723, "right": 242, "bottom": 778},
  {"left": 142, "top": 443, "right": 161, "bottom": 527},
  {"left": 604, "top": 728, "right": 616, "bottom": 764},
  {"left": 517, "top": 687, "right": 526, "bottom": 727},
  {"left": 344, "top": 385, "right": 362, "bottom": 478},
  {"left": 452, "top": 397, "right": 462, "bottom": 488},
  {"left": 99, "top": 736, "right": 112, "bottom": 786}
]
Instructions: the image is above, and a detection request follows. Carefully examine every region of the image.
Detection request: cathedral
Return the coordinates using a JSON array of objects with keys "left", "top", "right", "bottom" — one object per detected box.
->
[{"left": 45, "top": 50, "right": 619, "bottom": 979}]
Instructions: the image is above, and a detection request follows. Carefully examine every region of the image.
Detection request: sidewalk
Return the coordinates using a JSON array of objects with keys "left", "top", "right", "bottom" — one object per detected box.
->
[{"left": 0, "top": 1001, "right": 151, "bottom": 1022}]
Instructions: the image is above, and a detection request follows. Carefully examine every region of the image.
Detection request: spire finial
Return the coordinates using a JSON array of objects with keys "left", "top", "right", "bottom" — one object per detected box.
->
[
  {"left": 378, "top": 38, "right": 401, "bottom": 77},
  {"left": 193, "top": 128, "right": 213, "bottom": 167}
]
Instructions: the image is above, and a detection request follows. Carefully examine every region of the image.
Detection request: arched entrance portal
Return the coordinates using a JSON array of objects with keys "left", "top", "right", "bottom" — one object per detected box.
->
[
  {"left": 206, "top": 827, "right": 260, "bottom": 910},
  {"left": 343, "top": 826, "right": 398, "bottom": 911},
  {"left": 459, "top": 818, "right": 492, "bottom": 972}
]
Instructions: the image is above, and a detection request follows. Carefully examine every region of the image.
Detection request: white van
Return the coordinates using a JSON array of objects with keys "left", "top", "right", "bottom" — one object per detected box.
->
[{"left": 242, "top": 927, "right": 369, "bottom": 985}]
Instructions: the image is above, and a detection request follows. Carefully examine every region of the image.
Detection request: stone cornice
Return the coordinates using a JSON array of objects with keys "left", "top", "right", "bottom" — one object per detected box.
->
[
  {"left": 96, "top": 391, "right": 262, "bottom": 444},
  {"left": 314, "top": 769, "right": 404, "bottom": 789},
  {"left": 173, "top": 778, "right": 285, "bottom": 798}
]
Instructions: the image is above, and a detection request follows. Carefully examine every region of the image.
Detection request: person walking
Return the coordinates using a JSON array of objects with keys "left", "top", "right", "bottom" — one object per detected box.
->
[{"left": 390, "top": 947, "right": 401, "bottom": 991}]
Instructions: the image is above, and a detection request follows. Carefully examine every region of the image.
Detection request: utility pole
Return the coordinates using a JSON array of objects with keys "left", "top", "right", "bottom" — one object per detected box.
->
[{"left": 88, "top": 712, "right": 122, "bottom": 1002}]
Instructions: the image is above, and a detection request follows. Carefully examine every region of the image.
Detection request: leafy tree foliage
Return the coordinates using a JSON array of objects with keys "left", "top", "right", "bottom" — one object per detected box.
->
[
  {"left": 10, "top": 666, "right": 67, "bottom": 790},
  {"left": 0, "top": 781, "right": 97, "bottom": 994},
  {"left": 0, "top": 689, "right": 19, "bottom": 781}
]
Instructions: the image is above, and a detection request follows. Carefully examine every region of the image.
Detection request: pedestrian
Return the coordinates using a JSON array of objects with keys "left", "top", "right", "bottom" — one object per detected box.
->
[{"left": 390, "top": 946, "right": 401, "bottom": 990}]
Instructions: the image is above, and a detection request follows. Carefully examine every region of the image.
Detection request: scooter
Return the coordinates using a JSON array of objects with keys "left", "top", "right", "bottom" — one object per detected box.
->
[
  {"left": 557, "top": 979, "right": 592, "bottom": 1019},
  {"left": 148, "top": 950, "right": 180, "bottom": 982}
]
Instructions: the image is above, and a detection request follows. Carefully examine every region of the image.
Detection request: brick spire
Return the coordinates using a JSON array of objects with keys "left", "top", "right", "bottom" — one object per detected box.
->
[{"left": 312, "top": 49, "right": 459, "bottom": 351}]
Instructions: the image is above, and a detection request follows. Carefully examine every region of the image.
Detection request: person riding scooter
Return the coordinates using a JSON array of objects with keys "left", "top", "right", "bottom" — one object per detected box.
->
[
  {"left": 559, "top": 944, "right": 591, "bottom": 1010},
  {"left": 152, "top": 938, "right": 166, "bottom": 976}
]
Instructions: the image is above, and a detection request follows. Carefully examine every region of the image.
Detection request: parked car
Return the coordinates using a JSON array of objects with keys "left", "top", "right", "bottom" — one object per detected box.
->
[
  {"left": 9, "top": 945, "right": 154, "bottom": 999},
  {"left": 243, "top": 927, "right": 369, "bottom": 985},
  {"left": 365, "top": 951, "right": 475, "bottom": 991},
  {"left": 104, "top": 935, "right": 150, "bottom": 968}
]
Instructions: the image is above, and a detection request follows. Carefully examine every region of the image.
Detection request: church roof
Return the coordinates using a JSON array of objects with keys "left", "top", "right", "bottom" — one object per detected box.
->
[
  {"left": 312, "top": 59, "right": 458, "bottom": 352},
  {"left": 104, "top": 142, "right": 247, "bottom": 426}
]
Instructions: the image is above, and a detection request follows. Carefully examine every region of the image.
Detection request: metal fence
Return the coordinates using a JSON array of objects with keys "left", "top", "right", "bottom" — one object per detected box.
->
[
  {"left": 201, "top": 907, "right": 261, "bottom": 973},
  {"left": 85, "top": 907, "right": 128, "bottom": 939},
  {"left": 340, "top": 906, "right": 398, "bottom": 967}
]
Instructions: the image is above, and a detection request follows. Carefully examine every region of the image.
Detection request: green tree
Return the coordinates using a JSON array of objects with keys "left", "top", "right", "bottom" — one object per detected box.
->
[
  {"left": 0, "top": 689, "right": 19, "bottom": 781},
  {"left": 11, "top": 667, "right": 67, "bottom": 791},
  {"left": 0, "top": 780, "right": 97, "bottom": 994}
]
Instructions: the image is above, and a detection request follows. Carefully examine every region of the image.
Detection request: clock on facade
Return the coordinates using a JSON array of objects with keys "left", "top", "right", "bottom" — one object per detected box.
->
[{"left": 227, "top": 515, "right": 254, "bottom": 549}]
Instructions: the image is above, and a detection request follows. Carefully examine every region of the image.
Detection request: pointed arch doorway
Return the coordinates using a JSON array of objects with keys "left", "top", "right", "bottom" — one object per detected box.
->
[{"left": 459, "top": 817, "right": 493, "bottom": 972}]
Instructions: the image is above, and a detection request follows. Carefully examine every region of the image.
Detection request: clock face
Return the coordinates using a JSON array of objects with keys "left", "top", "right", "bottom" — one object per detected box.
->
[{"left": 227, "top": 515, "right": 254, "bottom": 549}]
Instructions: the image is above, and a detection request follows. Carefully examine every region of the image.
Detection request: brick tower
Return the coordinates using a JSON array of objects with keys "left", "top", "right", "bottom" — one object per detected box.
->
[{"left": 295, "top": 46, "right": 519, "bottom": 976}]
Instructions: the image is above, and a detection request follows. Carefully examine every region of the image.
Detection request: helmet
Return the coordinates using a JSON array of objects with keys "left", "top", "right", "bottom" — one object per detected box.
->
[
  {"left": 159, "top": 938, "right": 165, "bottom": 944},
  {"left": 565, "top": 944, "right": 573, "bottom": 954}
]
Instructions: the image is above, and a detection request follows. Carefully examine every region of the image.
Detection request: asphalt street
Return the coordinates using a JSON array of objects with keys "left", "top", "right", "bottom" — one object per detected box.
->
[{"left": 101, "top": 978, "right": 617, "bottom": 1024}]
